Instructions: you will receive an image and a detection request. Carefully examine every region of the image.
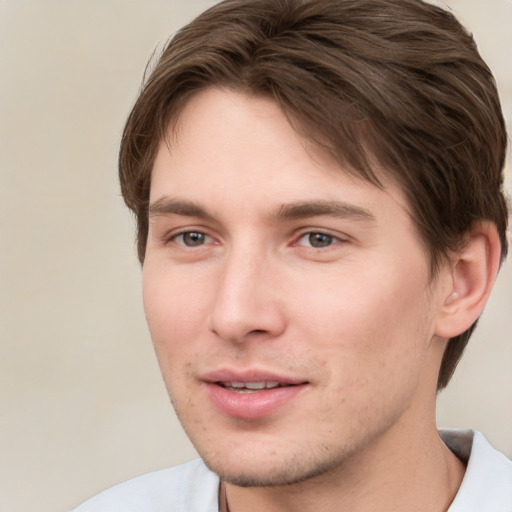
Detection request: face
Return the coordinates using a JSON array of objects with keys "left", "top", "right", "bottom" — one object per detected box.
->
[{"left": 143, "top": 88, "right": 450, "bottom": 486}]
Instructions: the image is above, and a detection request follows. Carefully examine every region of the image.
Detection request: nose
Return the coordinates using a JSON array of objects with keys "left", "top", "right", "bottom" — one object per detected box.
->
[{"left": 207, "top": 248, "right": 287, "bottom": 343}]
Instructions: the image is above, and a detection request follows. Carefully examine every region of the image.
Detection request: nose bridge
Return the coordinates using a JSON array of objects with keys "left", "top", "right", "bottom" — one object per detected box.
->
[{"left": 208, "top": 241, "right": 284, "bottom": 342}]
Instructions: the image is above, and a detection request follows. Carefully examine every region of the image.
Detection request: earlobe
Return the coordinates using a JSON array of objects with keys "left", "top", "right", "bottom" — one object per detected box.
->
[{"left": 435, "top": 222, "right": 502, "bottom": 339}]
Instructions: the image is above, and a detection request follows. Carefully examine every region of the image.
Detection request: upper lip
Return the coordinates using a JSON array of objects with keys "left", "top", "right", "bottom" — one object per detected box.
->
[{"left": 200, "top": 368, "right": 308, "bottom": 386}]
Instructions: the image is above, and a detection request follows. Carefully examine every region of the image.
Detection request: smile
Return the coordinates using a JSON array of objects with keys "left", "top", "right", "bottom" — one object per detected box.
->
[
  {"left": 204, "top": 379, "right": 307, "bottom": 419},
  {"left": 218, "top": 381, "right": 293, "bottom": 392}
]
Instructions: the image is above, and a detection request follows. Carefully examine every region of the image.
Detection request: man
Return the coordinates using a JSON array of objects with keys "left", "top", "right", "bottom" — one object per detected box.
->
[{"left": 73, "top": 0, "right": 511, "bottom": 510}]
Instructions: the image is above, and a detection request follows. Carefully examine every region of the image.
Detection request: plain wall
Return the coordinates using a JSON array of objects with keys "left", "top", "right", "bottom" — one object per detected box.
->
[{"left": 0, "top": 1, "right": 510, "bottom": 511}]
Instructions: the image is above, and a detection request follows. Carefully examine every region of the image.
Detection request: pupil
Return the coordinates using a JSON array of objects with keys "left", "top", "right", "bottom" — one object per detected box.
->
[
  {"left": 309, "top": 233, "right": 333, "bottom": 248},
  {"left": 183, "top": 232, "right": 204, "bottom": 246}
]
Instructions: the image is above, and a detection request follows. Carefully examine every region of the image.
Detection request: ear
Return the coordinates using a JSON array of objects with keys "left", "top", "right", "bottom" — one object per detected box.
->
[{"left": 435, "top": 222, "right": 502, "bottom": 339}]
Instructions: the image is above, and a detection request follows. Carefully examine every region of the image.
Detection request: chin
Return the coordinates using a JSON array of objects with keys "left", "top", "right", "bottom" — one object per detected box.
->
[{"left": 200, "top": 446, "right": 350, "bottom": 488}]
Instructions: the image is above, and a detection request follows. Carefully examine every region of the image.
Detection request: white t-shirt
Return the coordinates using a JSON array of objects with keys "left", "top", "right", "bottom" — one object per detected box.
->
[{"left": 72, "top": 430, "right": 512, "bottom": 512}]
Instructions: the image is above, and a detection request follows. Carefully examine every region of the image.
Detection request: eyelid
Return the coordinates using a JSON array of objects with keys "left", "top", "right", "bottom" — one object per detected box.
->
[
  {"left": 174, "top": 231, "right": 212, "bottom": 246},
  {"left": 165, "top": 227, "right": 217, "bottom": 246},
  {"left": 292, "top": 228, "right": 349, "bottom": 247}
]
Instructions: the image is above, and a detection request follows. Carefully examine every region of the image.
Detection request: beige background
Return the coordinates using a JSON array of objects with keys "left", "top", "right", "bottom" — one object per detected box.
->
[{"left": 0, "top": 1, "right": 510, "bottom": 511}]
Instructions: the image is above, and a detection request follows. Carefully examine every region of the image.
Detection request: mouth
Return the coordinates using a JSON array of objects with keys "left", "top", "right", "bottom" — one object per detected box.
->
[
  {"left": 202, "top": 371, "right": 308, "bottom": 419},
  {"left": 216, "top": 381, "right": 297, "bottom": 393}
]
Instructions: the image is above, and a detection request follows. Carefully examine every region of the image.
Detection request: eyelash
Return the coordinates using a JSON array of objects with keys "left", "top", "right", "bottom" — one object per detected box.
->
[
  {"left": 169, "top": 230, "right": 215, "bottom": 247},
  {"left": 294, "top": 231, "right": 344, "bottom": 249},
  {"left": 167, "top": 229, "right": 344, "bottom": 251}
]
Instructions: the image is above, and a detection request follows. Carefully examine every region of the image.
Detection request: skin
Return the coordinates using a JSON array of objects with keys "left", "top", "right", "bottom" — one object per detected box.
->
[{"left": 143, "top": 88, "right": 468, "bottom": 511}]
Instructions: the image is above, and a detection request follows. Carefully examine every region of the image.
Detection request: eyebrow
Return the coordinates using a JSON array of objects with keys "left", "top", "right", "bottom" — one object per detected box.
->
[
  {"left": 148, "top": 197, "right": 375, "bottom": 224},
  {"left": 148, "top": 198, "right": 215, "bottom": 220},
  {"left": 271, "top": 200, "right": 376, "bottom": 223}
]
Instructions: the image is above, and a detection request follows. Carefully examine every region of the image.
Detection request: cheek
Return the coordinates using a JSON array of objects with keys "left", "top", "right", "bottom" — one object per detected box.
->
[
  {"left": 293, "top": 264, "right": 433, "bottom": 383},
  {"left": 142, "top": 265, "right": 205, "bottom": 364}
]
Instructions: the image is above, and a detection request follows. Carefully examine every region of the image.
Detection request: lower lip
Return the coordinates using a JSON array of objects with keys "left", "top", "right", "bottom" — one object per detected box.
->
[{"left": 204, "top": 383, "right": 307, "bottom": 420}]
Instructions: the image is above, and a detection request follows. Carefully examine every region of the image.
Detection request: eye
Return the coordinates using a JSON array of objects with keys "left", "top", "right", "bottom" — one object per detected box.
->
[
  {"left": 297, "top": 232, "right": 338, "bottom": 248},
  {"left": 173, "top": 231, "right": 212, "bottom": 247}
]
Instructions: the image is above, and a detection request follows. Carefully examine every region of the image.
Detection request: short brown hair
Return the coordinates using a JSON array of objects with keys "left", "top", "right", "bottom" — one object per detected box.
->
[{"left": 119, "top": 0, "right": 509, "bottom": 389}]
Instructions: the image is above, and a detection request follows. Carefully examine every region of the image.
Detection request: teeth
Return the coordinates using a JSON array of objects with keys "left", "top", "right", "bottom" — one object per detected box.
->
[
  {"left": 230, "top": 382, "right": 248, "bottom": 389},
  {"left": 223, "top": 381, "right": 281, "bottom": 390}
]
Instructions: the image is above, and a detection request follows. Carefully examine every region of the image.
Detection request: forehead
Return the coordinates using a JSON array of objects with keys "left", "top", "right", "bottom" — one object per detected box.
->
[
  {"left": 165, "top": 87, "right": 328, "bottom": 176},
  {"left": 151, "top": 88, "right": 411, "bottom": 219}
]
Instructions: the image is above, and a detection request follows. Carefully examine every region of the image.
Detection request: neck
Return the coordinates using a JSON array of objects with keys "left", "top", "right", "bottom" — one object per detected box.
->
[{"left": 224, "top": 422, "right": 465, "bottom": 512}]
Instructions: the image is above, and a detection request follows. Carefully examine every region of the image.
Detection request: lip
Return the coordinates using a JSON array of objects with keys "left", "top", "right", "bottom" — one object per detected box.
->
[
  {"left": 201, "top": 369, "right": 309, "bottom": 420},
  {"left": 202, "top": 368, "right": 306, "bottom": 386}
]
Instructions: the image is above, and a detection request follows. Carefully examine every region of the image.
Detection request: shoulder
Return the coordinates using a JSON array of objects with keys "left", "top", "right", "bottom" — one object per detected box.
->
[
  {"left": 441, "top": 429, "right": 512, "bottom": 512},
  {"left": 71, "top": 459, "right": 219, "bottom": 512}
]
